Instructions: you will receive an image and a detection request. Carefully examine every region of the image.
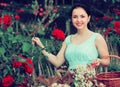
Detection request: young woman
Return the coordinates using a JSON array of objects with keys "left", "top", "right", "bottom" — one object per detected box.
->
[{"left": 32, "top": 4, "right": 110, "bottom": 71}]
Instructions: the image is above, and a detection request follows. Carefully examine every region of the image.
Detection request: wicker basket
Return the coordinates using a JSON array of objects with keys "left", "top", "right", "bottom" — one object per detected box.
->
[
  {"left": 96, "top": 72, "right": 120, "bottom": 87},
  {"left": 96, "top": 55, "right": 120, "bottom": 87}
]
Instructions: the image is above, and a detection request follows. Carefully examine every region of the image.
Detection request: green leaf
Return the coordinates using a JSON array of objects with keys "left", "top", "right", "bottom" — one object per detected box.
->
[
  {"left": 38, "top": 29, "right": 45, "bottom": 35},
  {"left": 0, "top": 47, "right": 5, "bottom": 56},
  {"left": 22, "top": 42, "right": 32, "bottom": 52},
  {"left": 7, "top": 26, "right": 13, "bottom": 33},
  {"left": 15, "top": 35, "right": 26, "bottom": 42},
  {"left": 18, "top": 58, "right": 26, "bottom": 63},
  {"left": 0, "top": 31, "right": 3, "bottom": 37}
]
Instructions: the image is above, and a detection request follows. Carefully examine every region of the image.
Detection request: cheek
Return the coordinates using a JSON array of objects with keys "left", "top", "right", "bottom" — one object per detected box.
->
[{"left": 71, "top": 19, "right": 75, "bottom": 24}]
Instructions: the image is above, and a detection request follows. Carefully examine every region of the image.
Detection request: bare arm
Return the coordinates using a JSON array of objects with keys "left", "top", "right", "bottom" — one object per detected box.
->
[
  {"left": 95, "top": 34, "right": 110, "bottom": 66},
  {"left": 32, "top": 37, "right": 66, "bottom": 68}
]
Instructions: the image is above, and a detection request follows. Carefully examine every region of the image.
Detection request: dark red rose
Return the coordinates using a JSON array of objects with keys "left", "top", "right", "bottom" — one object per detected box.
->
[
  {"left": 117, "top": 11, "right": 120, "bottom": 15},
  {"left": 2, "top": 75, "right": 14, "bottom": 87},
  {"left": 0, "top": 3, "right": 9, "bottom": 7},
  {"left": 102, "top": 16, "right": 108, "bottom": 20},
  {"left": 52, "top": 28, "right": 66, "bottom": 41},
  {"left": 16, "top": 9, "right": 24, "bottom": 13},
  {"left": 39, "top": 8, "right": 44, "bottom": 12},
  {"left": 39, "top": 12, "right": 43, "bottom": 17},
  {"left": 114, "top": 21, "right": 120, "bottom": 34},
  {"left": 0, "top": 17, "right": 3, "bottom": 25},
  {"left": 104, "top": 31, "right": 109, "bottom": 37},
  {"left": 104, "top": 27, "right": 112, "bottom": 37},
  {"left": 95, "top": 17, "right": 99, "bottom": 21},
  {"left": 113, "top": 8, "right": 120, "bottom": 15},
  {"left": 109, "top": 17, "right": 113, "bottom": 21},
  {"left": 53, "top": 7, "right": 58, "bottom": 13}
]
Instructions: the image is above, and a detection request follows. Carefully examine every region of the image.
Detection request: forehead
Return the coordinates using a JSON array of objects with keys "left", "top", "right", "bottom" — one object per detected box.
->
[{"left": 72, "top": 7, "right": 87, "bottom": 15}]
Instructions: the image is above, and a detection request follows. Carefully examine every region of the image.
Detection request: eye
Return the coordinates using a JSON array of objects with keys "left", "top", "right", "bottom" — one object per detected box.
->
[
  {"left": 80, "top": 15, "right": 85, "bottom": 18},
  {"left": 72, "top": 15, "right": 78, "bottom": 18}
]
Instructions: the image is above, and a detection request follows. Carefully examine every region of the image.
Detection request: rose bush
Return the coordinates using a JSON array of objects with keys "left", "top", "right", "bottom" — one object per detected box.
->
[{"left": 0, "top": 0, "right": 64, "bottom": 86}]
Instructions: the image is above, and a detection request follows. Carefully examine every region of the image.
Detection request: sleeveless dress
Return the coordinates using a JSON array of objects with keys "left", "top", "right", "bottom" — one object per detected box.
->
[{"left": 65, "top": 33, "right": 99, "bottom": 70}]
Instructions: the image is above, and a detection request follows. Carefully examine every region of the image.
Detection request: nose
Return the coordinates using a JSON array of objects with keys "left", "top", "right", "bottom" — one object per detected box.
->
[{"left": 77, "top": 17, "right": 81, "bottom": 22}]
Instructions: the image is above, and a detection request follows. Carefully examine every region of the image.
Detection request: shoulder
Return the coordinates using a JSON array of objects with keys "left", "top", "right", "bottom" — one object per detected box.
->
[
  {"left": 64, "top": 35, "right": 72, "bottom": 46},
  {"left": 65, "top": 35, "right": 72, "bottom": 42},
  {"left": 95, "top": 33, "right": 105, "bottom": 42},
  {"left": 95, "top": 33, "right": 107, "bottom": 46}
]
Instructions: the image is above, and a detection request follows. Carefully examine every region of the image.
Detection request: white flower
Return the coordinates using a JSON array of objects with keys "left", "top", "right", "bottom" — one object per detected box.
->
[{"left": 73, "top": 65, "right": 97, "bottom": 87}]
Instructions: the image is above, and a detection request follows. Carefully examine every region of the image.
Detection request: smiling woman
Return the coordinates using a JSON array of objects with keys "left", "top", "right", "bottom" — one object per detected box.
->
[{"left": 31, "top": 4, "right": 110, "bottom": 86}]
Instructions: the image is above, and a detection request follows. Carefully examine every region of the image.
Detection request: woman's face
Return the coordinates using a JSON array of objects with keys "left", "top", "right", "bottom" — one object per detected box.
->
[{"left": 72, "top": 7, "right": 90, "bottom": 30}]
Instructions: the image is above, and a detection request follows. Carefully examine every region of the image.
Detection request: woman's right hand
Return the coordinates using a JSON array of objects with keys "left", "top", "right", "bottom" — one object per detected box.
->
[{"left": 32, "top": 37, "right": 44, "bottom": 48}]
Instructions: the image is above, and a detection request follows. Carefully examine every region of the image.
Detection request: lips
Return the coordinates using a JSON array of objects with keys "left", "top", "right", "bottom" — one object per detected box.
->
[{"left": 76, "top": 23, "right": 83, "bottom": 27}]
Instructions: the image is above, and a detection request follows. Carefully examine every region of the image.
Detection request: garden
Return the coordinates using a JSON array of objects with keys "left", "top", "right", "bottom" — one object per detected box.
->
[{"left": 0, "top": 0, "right": 120, "bottom": 87}]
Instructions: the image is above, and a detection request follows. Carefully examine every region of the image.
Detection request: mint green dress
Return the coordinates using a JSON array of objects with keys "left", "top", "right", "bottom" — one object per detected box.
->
[{"left": 65, "top": 33, "right": 99, "bottom": 70}]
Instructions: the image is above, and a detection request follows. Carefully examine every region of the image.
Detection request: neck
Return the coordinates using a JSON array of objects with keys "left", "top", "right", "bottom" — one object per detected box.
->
[{"left": 76, "top": 28, "right": 91, "bottom": 36}]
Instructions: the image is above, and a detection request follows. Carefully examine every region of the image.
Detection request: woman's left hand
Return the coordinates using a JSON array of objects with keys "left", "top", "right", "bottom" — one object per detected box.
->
[{"left": 91, "top": 59, "right": 101, "bottom": 68}]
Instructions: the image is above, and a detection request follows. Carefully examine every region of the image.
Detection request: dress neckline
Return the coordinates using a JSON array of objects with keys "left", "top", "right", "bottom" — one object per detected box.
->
[{"left": 69, "top": 33, "right": 96, "bottom": 46}]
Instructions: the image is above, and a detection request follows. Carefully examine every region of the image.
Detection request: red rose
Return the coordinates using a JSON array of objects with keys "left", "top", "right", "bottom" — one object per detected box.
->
[
  {"left": 2, "top": 75, "right": 14, "bottom": 87},
  {"left": 3, "top": 14, "right": 12, "bottom": 25},
  {"left": 26, "top": 58, "right": 33, "bottom": 64},
  {"left": 23, "top": 63, "right": 33, "bottom": 74},
  {"left": 114, "top": 21, "right": 120, "bottom": 34},
  {"left": 17, "top": 54, "right": 25, "bottom": 59},
  {"left": 3, "top": 14, "right": 12, "bottom": 28},
  {"left": 12, "top": 61, "right": 22, "bottom": 68},
  {"left": 52, "top": 28, "right": 66, "bottom": 41},
  {"left": 15, "top": 14, "right": 20, "bottom": 20},
  {"left": 23, "top": 58, "right": 34, "bottom": 74}
]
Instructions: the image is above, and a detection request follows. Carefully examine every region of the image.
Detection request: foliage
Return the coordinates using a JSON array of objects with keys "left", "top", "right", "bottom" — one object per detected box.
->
[{"left": 0, "top": 0, "right": 65, "bottom": 86}]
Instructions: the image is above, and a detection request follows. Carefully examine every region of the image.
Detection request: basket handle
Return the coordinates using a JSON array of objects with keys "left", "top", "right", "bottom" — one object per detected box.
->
[{"left": 102, "top": 55, "right": 120, "bottom": 60}]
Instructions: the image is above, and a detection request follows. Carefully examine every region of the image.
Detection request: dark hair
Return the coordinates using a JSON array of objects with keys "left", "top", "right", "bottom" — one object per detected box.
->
[
  {"left": 69, "top": 4, "right": 91, "bottom": 18},
  {"left": 69, "top": 4, "right": 91, "bottom": 34}
]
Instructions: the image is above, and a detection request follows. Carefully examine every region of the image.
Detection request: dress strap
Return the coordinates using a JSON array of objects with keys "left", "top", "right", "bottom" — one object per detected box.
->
[{"left": 65, "top": 35, "right": 71, "bottom": 46}]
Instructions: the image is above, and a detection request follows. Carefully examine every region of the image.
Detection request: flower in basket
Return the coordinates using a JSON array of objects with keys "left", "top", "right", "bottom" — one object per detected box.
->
[{"left": 73, "top": 65, "right": 97, "bottom": 87}]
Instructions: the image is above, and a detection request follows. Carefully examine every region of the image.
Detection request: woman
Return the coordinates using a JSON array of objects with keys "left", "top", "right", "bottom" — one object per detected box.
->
[{"left": 32, "top": 4, "right": 110, "bottom": 71}]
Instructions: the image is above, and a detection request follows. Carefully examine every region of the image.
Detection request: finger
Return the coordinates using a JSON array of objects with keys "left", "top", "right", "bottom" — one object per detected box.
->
[{"left": 32, "top": 41, "right": 35, "bottom": 45}]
